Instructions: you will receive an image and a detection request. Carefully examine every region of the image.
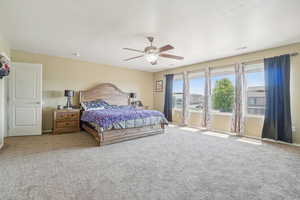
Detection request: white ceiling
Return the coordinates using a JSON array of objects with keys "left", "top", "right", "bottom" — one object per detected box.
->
[{"left": 1, "top": 0, "right": 300, "bottom": 72}]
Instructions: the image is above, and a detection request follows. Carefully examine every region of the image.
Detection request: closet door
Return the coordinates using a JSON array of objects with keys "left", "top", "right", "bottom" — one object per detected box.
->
[{"left": 8, "top": 62, "right": 42, "bottom": 136}]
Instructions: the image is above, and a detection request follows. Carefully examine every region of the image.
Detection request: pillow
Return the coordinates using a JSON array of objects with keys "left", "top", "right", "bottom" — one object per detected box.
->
[
  {"left": 81, "top": 99, "right": 109, "bottom": 111},
  {"left": 103, "top": 105, "right": 118, "bottom": 109}
]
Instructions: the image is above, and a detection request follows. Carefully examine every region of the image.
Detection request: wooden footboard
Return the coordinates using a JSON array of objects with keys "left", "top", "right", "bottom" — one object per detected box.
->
[
  {"left": 82, "top": 123, "right": 166, "bottom": 146},
  {"left": 81, "top": 124, "right": 102, "bottom": 145}
]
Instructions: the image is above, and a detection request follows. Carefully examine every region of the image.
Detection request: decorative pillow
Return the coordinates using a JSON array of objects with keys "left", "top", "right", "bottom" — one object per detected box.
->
[{"left": 81, "top": 99, "right": 109, "bottom": 111}]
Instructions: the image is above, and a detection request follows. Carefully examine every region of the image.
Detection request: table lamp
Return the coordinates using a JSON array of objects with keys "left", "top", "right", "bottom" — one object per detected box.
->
[
  {"left": 129, "top": 92, "right": 136, "bottom": 105},
  {"left": 64, "top": 90, "right": 74, "bottom": 109}
]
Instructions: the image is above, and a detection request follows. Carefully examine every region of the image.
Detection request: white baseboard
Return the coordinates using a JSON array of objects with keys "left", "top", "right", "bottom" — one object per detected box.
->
[
  {"left": 42, "top": 130, "right": 52, "bottom": 133},
  {"left": 261, "top": 138, "right": 300, "bottom": 147}
]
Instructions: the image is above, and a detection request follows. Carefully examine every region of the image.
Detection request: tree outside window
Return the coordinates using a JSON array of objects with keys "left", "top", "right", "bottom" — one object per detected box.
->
[{"left": 212, "top": 78, "right": 234, "bottom": 112}]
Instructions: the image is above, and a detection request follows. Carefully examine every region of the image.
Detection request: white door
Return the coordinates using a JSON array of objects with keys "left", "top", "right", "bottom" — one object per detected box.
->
[{"left": 8, "top": 62, "right": 42, "bottom": 136}]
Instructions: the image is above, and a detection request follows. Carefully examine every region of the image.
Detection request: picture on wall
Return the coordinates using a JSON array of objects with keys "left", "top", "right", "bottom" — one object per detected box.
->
[{"left": 155, "top": 80, "right": 163, "bottom": 92}]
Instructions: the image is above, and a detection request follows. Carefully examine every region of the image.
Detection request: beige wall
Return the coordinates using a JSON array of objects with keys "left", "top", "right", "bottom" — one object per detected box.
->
[
  {"left": 188, "top": 111, "right": 204, "bottom": 128},
  {"left": 173, "top": 110, "right": 263, "bottom": 137},
  {"left": 0, "top": 34, "right": 10, "bottom": 148},
  {"left": 172, "top": 110, "right": 183, "bottom": 124},
  {"left": 154, "top": 43, "right": 300, "bottom": 144},
  {"left": 244, "top": 116, "right": 264, "bottom": 138},
  {"left": 11, "top": 50, "right": 154, "bottom": 131},
  {"left": 210, "top": 114, "right": 232, "bottom": 132}
]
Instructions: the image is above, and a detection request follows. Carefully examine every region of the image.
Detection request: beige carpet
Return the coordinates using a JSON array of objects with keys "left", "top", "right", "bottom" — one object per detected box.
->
[{"left": 1, "top": 127, "right": 300, "bottom": 200}]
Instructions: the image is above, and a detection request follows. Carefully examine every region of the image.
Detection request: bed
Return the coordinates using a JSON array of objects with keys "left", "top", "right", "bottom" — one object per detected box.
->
[{"left": 79, "top": 83, "right": 168, "bottom": 146}]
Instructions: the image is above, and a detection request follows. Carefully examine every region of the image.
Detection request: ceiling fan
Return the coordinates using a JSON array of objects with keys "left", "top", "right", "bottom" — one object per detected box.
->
[{"left": 123, "top": 37, "right": 184, "bottom": 65}]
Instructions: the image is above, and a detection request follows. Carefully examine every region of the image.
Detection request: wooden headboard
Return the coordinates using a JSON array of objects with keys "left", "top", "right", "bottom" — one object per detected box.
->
[{"left": 79, "top": 83, "right": 129, "bottom": 105}]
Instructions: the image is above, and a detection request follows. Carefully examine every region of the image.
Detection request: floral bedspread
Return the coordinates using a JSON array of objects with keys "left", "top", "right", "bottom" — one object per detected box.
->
[{"left": 81, "top": 106, "right": 168, "bottom": 130}]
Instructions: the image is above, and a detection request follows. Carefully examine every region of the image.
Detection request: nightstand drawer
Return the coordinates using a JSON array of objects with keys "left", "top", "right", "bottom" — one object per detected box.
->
[
  {"left": 56, "top": 121, "right": 77, "bottom": 128},
  {"left": 56, "top": 112, "right": 79, "bottom": 121}
]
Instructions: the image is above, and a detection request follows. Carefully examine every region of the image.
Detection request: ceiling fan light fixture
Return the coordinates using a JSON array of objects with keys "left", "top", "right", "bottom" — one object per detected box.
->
[
  {"left": 145, "top": 52, "right": 158, "bottom": 63},
  {"left": 145, "top": 46, "right": 159, "bottom": 63}
]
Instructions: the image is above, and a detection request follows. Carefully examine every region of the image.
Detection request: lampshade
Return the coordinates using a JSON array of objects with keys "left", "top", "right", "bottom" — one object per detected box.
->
[
  {"left": 129, "top": 92, "right": 136, "bottom": 98},
  {"left": 64, "top": 90, "right": 74, "bottom": 97}
]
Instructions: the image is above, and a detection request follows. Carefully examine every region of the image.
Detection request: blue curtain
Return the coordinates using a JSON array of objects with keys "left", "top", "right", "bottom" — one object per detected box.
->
[
  {"left": 262, "top": 54, "right": 292, "bottom": 143},
  {"left": 164, "top": 74, "right": 174, "bottom": 122}
]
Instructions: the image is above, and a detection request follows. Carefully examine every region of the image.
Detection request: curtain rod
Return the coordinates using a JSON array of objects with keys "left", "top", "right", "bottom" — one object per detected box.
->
[
  {"left": 242, "top": 52, "right": 299, "bottom": 64},
  {"left": 163, "top": 52, "right": 298, "bottom": 76},
  {"left": 290, "top": 52, "right": 298, "bottom": 56}
]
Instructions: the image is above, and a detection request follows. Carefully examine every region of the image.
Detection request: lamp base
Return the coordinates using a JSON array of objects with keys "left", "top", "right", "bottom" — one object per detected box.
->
[{"left": 65, "top": 97, "right": 73, "bottom": 109}]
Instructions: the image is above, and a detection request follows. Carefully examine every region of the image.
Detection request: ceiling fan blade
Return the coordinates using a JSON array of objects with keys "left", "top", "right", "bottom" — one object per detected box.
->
[
  {"left": 160, "top": 53, "right": 184, "bottom": 60},
  {"left": 159, "top": 45, "right": 174, "bottom": 52},
  {"left": 123, "top": 48, "right": 144, "bottom": 53},
  {"left": 124, "top": 55, "right": 144, "bottom": 61}
]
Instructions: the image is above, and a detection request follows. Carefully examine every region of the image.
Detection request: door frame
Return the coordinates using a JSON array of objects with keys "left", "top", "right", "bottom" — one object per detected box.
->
[
  {"left": 4, "top": 78, "right": 8, "bottom": 138},
  {"left": 0, "top": 77, "right": 9, "bottom": 147}
]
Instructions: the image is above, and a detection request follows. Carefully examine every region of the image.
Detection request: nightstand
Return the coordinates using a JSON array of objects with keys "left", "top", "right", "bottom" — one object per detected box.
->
[{"left": 53, "top": 109, "right": 80, "bottom": 134}]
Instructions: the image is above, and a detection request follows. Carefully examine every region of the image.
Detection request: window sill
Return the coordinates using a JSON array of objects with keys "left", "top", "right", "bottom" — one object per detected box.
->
[
  {"left": 211, "top": 112, "right": 233, "bottom": 116},
  {"left": 188, "top": 110, "right": 204, "bottom": 113},
  {"left": 172, "top": 108, "right": 183, "bottom": 112},
  {"left": 245, "top": 114, "right": 265, "bottom": 119}
]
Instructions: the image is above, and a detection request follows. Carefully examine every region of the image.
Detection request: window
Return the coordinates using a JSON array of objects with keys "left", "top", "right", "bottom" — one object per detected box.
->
[
  {"left": 188, "top": 71, "right": 205, "bottom": 112},
  {"left": 172, "top": 74, "right": 184, "bottom": 110},
  {"left": 244, "top": 62, "right": 265, "bottom": 116},
  {"left": 211, "top": 66, "right": 236, "bottom": 113}
]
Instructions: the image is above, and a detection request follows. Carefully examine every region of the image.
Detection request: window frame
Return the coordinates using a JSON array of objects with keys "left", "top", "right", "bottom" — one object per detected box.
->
[
  {"left": 172, "top": 73, "right": 184, "bottom": 111},
  {"left": 210, "top": 65, "right": 236, "bottom": 115},
  {"left": 243, "top": 62, "right": 266, "bottom": 118},
  {"left": 187, "top": 70, "right": 206, "bottom": 113}
]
